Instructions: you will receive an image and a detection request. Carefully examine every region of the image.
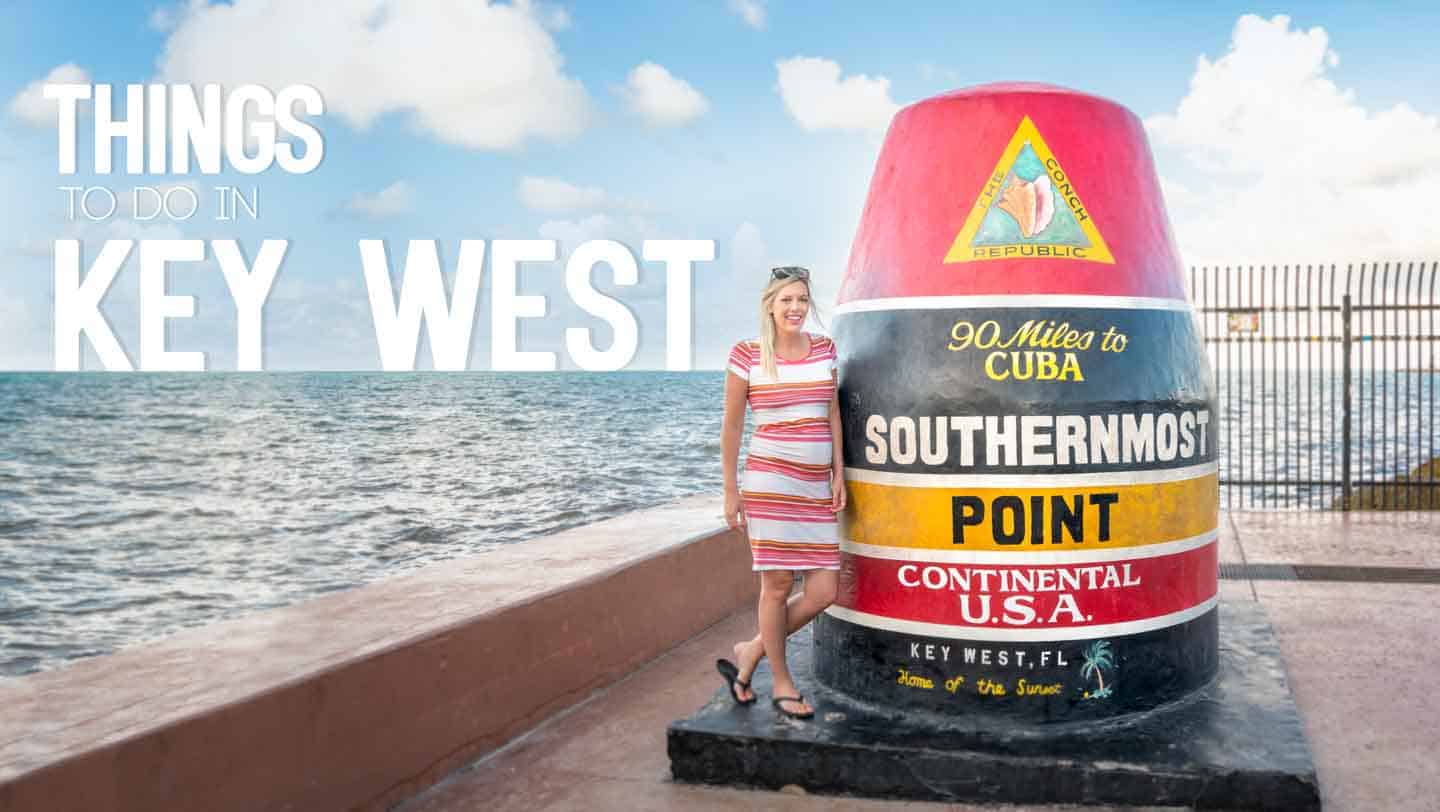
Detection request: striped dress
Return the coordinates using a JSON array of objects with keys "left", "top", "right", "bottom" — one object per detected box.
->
[{"left": 728, "top": 333, "right": 842, "bottom": 571}]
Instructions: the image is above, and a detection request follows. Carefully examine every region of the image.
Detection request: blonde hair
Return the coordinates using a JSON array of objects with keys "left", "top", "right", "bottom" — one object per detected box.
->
[{"left": 758, "top": 276, "right": 825, "bottom": 380}]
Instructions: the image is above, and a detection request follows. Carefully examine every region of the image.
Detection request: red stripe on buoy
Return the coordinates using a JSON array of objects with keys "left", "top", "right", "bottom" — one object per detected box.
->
[{"left": 839, "top": 541, "right": 1217, "bottom": 630}]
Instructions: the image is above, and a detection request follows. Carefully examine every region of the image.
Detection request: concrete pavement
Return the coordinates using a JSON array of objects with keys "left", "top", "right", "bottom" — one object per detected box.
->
[{"left": 401, "top": 511, "right": 1440, "bottom": 812}]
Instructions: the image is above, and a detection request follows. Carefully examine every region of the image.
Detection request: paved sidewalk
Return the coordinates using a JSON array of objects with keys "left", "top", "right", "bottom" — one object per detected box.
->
[{"left": 402, "top": 512, "right": 1440, "bottom": 812}]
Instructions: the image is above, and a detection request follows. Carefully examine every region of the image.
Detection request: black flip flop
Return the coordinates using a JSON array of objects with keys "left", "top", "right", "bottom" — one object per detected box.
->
[
  {"left": 772, "top": 694, "right": 814, "bottom": 719},
  {"left": 716, "top": 658, "right": 756, "bottom": 706}
]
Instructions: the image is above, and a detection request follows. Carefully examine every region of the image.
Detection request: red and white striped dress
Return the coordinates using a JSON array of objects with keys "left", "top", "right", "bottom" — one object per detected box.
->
[{"left": 728, "top": 333, "right": 842, "bottom": 571}]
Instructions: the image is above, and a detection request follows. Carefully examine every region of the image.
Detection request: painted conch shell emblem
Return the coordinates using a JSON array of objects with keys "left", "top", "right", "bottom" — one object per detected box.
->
[
  {"left": 943, "top": 117, "right": 1115, "bottom": 264},
  {"left": 996, "top": 173, "right": 1055, "bottom": 239}
]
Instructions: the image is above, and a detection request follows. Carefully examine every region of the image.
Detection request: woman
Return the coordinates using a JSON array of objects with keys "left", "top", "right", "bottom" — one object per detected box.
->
[{"left": 715, "top": 265, "right": 846, "bottom": 720}]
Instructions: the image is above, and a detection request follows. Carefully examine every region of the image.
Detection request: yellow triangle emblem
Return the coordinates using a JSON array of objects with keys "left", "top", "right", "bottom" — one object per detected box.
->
[{"left": 943, "top": 116, "right": 1114, "bottom": 265}]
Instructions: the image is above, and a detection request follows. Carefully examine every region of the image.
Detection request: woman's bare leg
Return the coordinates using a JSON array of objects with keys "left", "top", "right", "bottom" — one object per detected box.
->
[
  {"left": 757, "top": 570, "right": 802, "bottom": 711},
  {"left": 735, "top": 569, "right": 839, "bottom": 711}
]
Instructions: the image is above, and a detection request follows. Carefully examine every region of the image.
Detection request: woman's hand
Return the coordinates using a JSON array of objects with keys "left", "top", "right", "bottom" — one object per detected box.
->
[
  {"left": 724, "top": 488, "right": 747, "bottom": 529},
  {"left": 831, "top": 471, "right": 847, "bottom": 513}
]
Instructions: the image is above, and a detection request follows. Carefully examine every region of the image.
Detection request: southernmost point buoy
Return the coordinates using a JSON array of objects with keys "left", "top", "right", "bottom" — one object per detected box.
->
[
  {"left": 671, "top": 85, "right": 1319, "bottom": 809},
  {"left": 813, "top": 82, "right": 1220, "bottom": 722}
]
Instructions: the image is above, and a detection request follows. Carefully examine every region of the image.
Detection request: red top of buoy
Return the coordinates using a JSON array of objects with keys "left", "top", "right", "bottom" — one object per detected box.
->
[{"left": 837, "top": 83, "right": 1186, "bottom": 303}]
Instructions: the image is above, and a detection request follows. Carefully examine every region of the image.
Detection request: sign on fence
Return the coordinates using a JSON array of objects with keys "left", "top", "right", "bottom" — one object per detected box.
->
[{"left": 1227, "top": 311, "right": 1261, "bottom": 333}]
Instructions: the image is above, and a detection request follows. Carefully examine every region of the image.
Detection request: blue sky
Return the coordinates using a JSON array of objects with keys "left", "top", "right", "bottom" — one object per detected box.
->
[{"left": 2, "top": 1, "right": 1437, "bottom": 370}]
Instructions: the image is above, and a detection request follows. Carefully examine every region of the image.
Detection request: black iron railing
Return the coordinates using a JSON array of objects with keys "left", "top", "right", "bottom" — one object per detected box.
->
[{"left": 1188, "top": 262, "right": 1439, "bottom": 510}]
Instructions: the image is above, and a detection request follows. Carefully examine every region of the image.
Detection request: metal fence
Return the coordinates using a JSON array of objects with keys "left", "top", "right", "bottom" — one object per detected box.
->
[{"left": 1188, "top": 262, "right": 1439, "bottom": 510}]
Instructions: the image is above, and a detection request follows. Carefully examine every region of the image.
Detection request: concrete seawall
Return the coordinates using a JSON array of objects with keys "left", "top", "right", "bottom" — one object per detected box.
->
[{"left": 0, "top": 494, "right": 753, "bottom": 811}]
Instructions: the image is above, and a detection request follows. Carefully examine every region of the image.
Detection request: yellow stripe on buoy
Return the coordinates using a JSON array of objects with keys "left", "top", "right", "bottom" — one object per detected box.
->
[{"left": 844, "top": 473, "right": 1218, "bottom": 551}]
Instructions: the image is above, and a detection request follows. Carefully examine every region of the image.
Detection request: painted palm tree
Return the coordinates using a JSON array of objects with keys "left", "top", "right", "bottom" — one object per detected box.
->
[{"left": 1080, "top": 640, "right": 1115, "bottom": 699}]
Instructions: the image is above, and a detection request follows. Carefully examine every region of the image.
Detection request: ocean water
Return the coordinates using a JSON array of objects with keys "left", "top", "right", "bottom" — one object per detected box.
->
[
  {"left": 1213, "top": 370, "right": 1439, "bottom": 509},
  {"left": 0, "top": 372, "right": 738, "bottom": 678},
  {"left": 1, "top": 370, "right": 1435, "bottom": 678}
]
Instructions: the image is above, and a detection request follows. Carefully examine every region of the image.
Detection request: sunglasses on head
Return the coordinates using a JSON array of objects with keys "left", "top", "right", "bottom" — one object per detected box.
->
[{"left": 771, "top": 266, "right": 811, "bottom": 281}]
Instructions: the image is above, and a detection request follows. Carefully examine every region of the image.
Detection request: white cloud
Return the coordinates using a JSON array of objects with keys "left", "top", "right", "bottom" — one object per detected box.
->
[
  {"left": 775, "top": 56, "right": 899, "bottom": 134},
  {"left": 618, "top": 62, "right": 709, "bottom": 127},
  {"left": 519, "top": 176, "right": 610, "bottom": 213},
  {"left": 728, "top": 0, "right": 766, "bottom": 30},
  {"left": 345, "top": 181, "right": 414, "bottom": 220},
  {"left": 729, "top": 221, "right": 770, "bottom": 276},
  {"left": 149, "top": 3, "right": 181, "bottom": 31},
  {"left": 265, "top": 275, "right": 379, "bottom": 369},
  {"left": 523, "top": 0, "right": 571, "bottom": 31},
  {"left": 1146, "top": 14, "right": 1440, "bottom": 264},
  {"left": 518, "top": 176, "right": 650, "bottom": 214},
  {"left": 918, "top": 63, "right": 962, "bottom": 85},
  {"left": 538, "top": 213, "right": 655, "bottom": 253},
  {"left": 42, "top": 216, "right": 186, "bottom": 251},
  {"left": 536, "top": 214, "right": 669, "bottom": 306},
  {"left": 156, "top": 0, "right": 588, "bottom": 150},
  {"left": 0, "top": 279, "right": 43, "bottom": 369},
  {"left": 8, "top": 63, "right": 91, "bottom": 128}
]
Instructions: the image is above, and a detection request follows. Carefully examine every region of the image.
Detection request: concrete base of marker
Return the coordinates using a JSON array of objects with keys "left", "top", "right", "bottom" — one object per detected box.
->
[{"left": 668, "top": 599, "right": 1319, "bottom": 809}]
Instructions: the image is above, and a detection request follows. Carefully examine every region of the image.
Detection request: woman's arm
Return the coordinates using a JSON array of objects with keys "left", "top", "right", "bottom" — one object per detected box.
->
[
  {"left": 722, "top": 369, "right": 748, "bottom": 528},
  {"left": 829, "top": 369, "right": 847, "bottom": 512}
]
